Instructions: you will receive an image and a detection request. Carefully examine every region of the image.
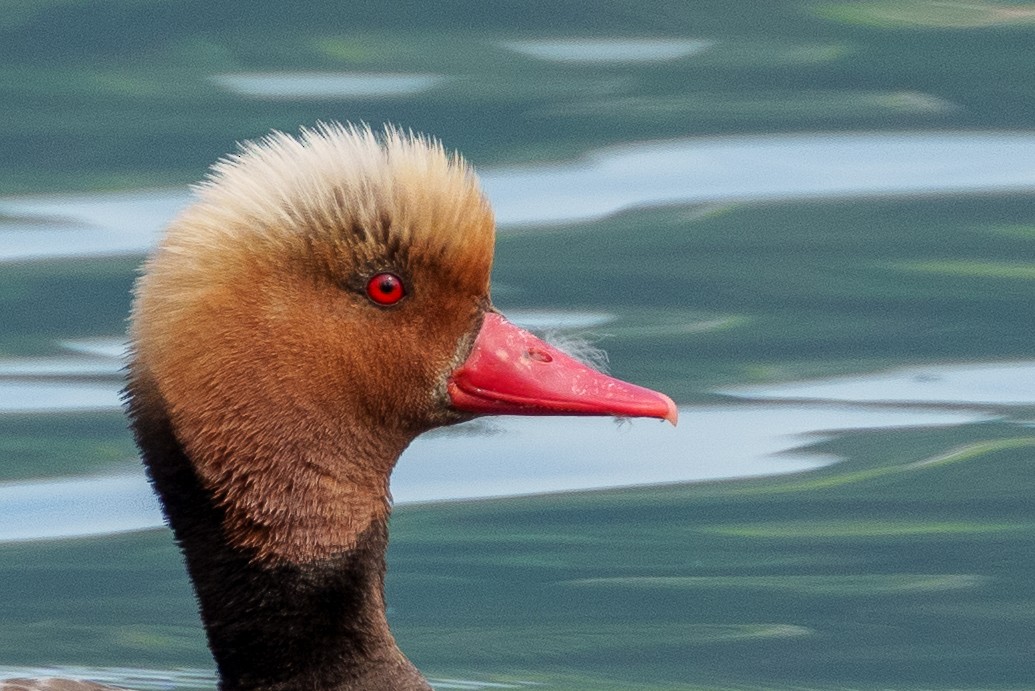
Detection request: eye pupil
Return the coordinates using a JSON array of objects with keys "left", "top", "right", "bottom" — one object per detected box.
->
[{"left": 366, "top": 272, "right": 405, "bottom": 305}]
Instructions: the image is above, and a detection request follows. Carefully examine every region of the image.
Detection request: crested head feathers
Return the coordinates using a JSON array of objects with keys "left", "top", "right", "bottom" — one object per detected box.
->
[
  {"left": 128, "top": 123, "right": 497, "bottom": 563},
  {"left": 212, "top": 124, "right": 489, "bottom": 254},
  {"left": 146, "top": 122, "right": 495, "bottom": 298}
]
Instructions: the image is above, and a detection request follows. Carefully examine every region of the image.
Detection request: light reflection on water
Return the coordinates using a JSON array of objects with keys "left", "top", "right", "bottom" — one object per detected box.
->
[
  {"left": 0, "top": 474, "right": 159, "bottom": 542},
  {"left": 0, "top": 190, "right": 185, "bottom": 261},
  {"left": 4, "top": 130, "right": 1035, "bottom": 262},
  {"left": 721, "top": 360, "right": 1035, "bottom": 406},
  {"left": 59, "top": 338, "right": 128, "bottom": 359},
  {"left": 0, "top": 357, "right": 121, "bottom": 378},
  {"left": 0, "top": 403, "right": 991, "bottom": 542},
  {"left": 6, "top": 353, "right": 1034, "bottom": 416},
  {"left": 394, "top": 404, "right": 990, "bottom": 502},
  {"left": 0, "top": 125, "right": 1029, "bottom": 691},
  {"left": 0, "top": 380, "right": 121, "bottom": 414},
  {"left": 483, "top": 131, "right": 1035, "bottom": 225},
  {"left": 0, "top": 666, "right": 531, "bottom": 690},
  {"left": 0, "top": 327, "right": 1024, "bottom": 542},
  {"left": 499, "top": 38, "right": 715, "bottom": 63},
  {"left": 0, "top": 666, "right": 215, "bottom": 691},
  {"left": 210, "top": 72, "right": 446, "bottom": 99}
]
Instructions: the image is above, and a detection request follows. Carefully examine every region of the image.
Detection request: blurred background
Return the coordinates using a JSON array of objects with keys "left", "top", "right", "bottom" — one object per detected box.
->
[{"left": 1, "top": 1, "right": 1034, "bottom": 689}]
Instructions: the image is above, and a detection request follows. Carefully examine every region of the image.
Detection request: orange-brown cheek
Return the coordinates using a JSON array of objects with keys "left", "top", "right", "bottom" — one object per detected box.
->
[
  {"left": 406, "top": 293, "right": 485, "bottom": 407},
  {"left": 142, "top": 276, "right": 402, "bottom": 564},
  {"left": 310, "top": 279, "right": 480, "bottom": 427}
]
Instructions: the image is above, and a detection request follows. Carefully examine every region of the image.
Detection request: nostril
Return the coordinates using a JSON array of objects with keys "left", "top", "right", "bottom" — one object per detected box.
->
[{"left": 525, "top": 348, "right": 553, "bottom": 363}]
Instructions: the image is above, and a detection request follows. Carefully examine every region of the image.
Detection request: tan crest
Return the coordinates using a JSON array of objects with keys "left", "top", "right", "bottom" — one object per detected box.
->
[{"left": 129, "top": 124, "right": 496, "bottom": 563}]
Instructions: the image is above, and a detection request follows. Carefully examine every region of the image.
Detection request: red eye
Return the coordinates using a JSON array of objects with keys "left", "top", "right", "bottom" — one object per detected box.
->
[{"left": 366, "top": 272, "right": 406, "bottom": 306}]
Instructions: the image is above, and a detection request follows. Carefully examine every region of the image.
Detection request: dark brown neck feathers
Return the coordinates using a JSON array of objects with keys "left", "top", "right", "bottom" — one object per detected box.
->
[{"left": 125, "top": 371, "right": 431, "bottom": 691}]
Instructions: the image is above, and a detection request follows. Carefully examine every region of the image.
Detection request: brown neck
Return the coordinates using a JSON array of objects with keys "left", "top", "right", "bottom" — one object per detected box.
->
[{"left": 125, "top": 370, "right": 431, "bottom": 691}]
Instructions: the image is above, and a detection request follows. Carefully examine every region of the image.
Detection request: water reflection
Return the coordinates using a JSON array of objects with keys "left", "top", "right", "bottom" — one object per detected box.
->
[
  {"left": 722, "top": 361, "right": 1035, "bottom": 406},
  {"left": 0, "top": 404, "right": 989, "bottom": 542},
  {"left": 4, "top": 131, "right": 1035, "bottom": 261},
  {"left": 0, "top": 189, "right": 184, "bottom": 261},
  {"left": 0, "top": 323, "right": 1021, "bottom": 542},
  {"left": 0, "top": 474, "right": 160, "bottom": 542},
  {"left": 210, "top": 72, "right": 446, "bottom": 99},
  {"left": 0, "top": 666, "right": 527, "bottom": 691},
  {"left": 59, "top": 337, "right": 128, "bottom": 359},
  {"left": 500, "top": 38, "right": 715, "bottom": 63},
  {"left": 0, "top": 380, "right": 120, "bottom": 413},
  {"left": 1, "top": 129, "right": 1029, "bottom": 543},
  {"left": 0, "top": 667, "right": 215, "bottom": 691},
  {"left": 503, "top": 309, "right": 613, "bottom": 331},
  {"left": 392, "top": 404, "right": 989, "bottom": 502},
  {"left": 483, "top": 131, "right": 1035, "bottom": 225}
]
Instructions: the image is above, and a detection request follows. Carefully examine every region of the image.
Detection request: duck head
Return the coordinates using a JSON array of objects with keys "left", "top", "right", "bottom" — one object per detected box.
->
[{"left": 131, "top": 124, "right": 674, "bottom": 565}]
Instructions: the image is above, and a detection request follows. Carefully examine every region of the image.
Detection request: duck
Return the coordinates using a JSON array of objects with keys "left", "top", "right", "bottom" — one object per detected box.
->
[{"left": 2, "top": 123, "right": 676, "bottom": 691}]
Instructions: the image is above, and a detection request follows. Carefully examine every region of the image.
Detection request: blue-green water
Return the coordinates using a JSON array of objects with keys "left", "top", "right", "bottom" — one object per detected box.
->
[{"left": 2, "top": 1, "right": 1035, "bottom": 688}]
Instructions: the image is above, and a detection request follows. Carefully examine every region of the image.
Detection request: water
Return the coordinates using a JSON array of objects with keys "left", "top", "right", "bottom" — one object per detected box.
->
[
  {"left": 482, "top": 131, "right": 1035, "bottom": 226},
  {"left": 0, "top": 164, "right": 1028, "bottom": 539},
  {"left": 0, "top": 327, "right": 1009, "bottom": 543},
  {"left": 210, "top": 72, "right": 446, "bottom": 99},
  {"left": 4, "top": 130, "right": 1035, "bottom": 262},
  {"left": 0, "top": 667, "right": 216, "bottom": 691},
  {"left": 0, "top": 474, "right": 160, "bottom": 542},
  {"left": 3, "top": 4, "right": 1034, "bottom": 687},
  {"left": 0, "top": 403, "right": 992, "bottom": 542},
  {"left": 0, "top": 381, "right": 121, "bottom": 413},
  {"left": 499, "top": 38, "right": 716, "bottom": 63},
  {"left": 0, "top": 667, "right": 529, "bottom": 691},
  {"left": 722, "top": 360, "right": 1035, "bottom": 406},
  {"left": 0, "top": 324, "right": 1010, "bottom": 543}
]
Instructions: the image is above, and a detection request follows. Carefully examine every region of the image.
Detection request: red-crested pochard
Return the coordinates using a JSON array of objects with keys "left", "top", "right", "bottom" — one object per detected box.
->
[{"left": 3, "top": 124, "right": 676, "bottom": 691}]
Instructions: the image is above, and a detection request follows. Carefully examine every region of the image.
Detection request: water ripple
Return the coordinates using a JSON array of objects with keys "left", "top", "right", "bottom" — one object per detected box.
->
[{"left": 4, "top": 131, "right": 1035, "bottom": 262}]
